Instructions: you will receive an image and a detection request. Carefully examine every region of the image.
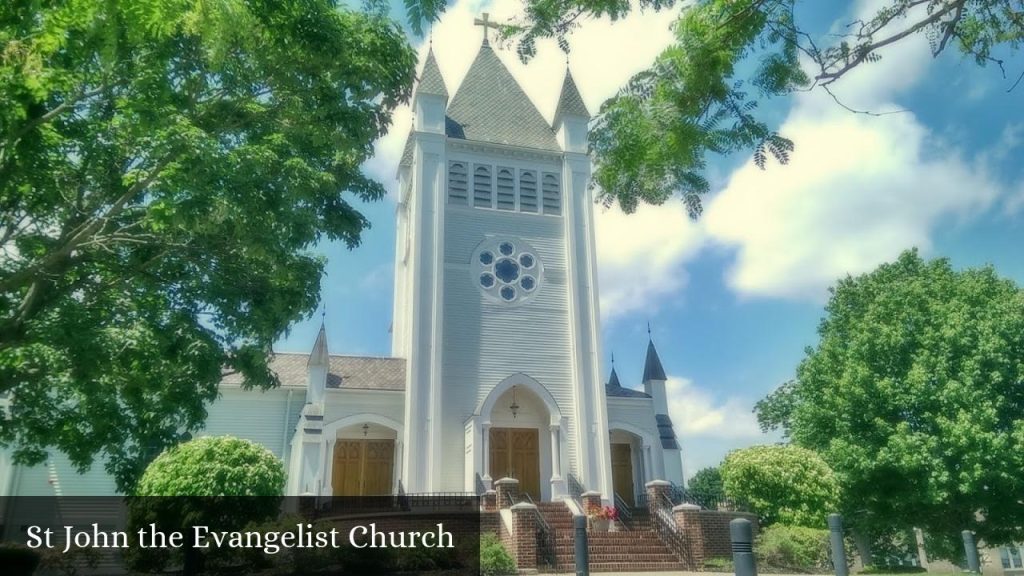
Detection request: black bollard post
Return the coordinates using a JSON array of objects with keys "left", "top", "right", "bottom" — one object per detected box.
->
[
  {"left": 731, "top": 518, "right": 757, "bottom": 576},
  {"left": 962, "top": 530, "right": 980, "bottom": 573},
  {"left": 575, "top": 514, "right": 590, "bottom": 576},
  {"left": 828, "top": 514, "right": 849, "bottom": 576}
]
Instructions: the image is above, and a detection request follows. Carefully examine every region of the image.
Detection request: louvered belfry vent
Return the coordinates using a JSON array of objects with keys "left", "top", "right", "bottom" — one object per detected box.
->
[{"left": 448, "top": 161, "right": 468, "bottom": 205}]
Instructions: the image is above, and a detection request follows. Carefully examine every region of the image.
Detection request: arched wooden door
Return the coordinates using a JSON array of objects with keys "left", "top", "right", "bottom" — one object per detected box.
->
[
  {"left": 489, "top": 428, "right": 540, "bottom": 500},
  {"left": 332, "top": 439, "right": 395, "bottom": 496}
]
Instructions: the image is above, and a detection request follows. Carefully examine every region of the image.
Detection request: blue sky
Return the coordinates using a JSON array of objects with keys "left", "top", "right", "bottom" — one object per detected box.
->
[{"left": 276, "top": 0, "right": 1024, "bottom": 478}]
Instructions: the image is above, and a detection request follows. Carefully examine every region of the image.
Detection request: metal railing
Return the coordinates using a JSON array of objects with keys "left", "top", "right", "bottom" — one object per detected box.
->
[
  {"left": 520, "top": 492, "right": 557, "bottom": 570},
  {"left": 614, "top": 492, "right": 634, "bottom": 530},
  {"left": 475, "top": 473, "right": 486, "bottom": 496},
  {"left": 649, "top": 492, "right": 696, "bottom": 567},
  {"left": 667, "top": 482, "right": 741, "bottom": 511},
  {"left": 567, "top": 472, "right": 586, "bottom": 509}
]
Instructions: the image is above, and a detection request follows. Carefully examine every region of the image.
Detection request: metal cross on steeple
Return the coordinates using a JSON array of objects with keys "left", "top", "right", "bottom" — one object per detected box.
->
[{"left": 473, "top": 12, "right": 501, "bottom": 45}]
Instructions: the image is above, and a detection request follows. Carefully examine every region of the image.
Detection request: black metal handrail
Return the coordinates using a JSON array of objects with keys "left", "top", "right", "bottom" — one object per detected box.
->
[
  {"left": 667, "top": 482, "right": 740, "bottom": 511},
  {"left": 567, "top": 472, "right": 586, "bottom": 509},
  {"left": 520, "top": 492, "right": 557, "bottom": 571},
  {"left": 613, "top": 492, "right": 634, "bottom": 530},
  {"left": 650, "top": 492, "right": 696, "bottom": 567}
]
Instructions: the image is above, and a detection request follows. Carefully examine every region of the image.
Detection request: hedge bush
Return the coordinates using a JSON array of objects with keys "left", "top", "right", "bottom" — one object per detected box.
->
[
  {"left": 756, "top": 524, "right": 833, "bottom": 573},
  {"left": 480, "top": 533, "right": 516, "bottom": 576}
]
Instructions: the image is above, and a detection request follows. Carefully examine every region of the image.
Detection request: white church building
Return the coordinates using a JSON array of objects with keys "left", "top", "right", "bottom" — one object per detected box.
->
[{"left": 1, "top": 35, "right": 684, "bottom": 505}]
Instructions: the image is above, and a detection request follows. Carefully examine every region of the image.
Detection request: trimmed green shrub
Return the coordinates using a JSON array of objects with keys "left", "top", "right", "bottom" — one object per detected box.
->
[
  {"left": 722, "top": 445, "right": 839, "bottom": 528},
  {"left": 756, "top": 524, "right": 832, "bottom": 573},
  {"left": 0, "top": 543, "right": 41, "bottom": 576},
  {"left": 127, "top": 436, "right": 286, "bottom": 574},
  {"left": 480, "top": 532, "right": 516, "bottom": 576}
]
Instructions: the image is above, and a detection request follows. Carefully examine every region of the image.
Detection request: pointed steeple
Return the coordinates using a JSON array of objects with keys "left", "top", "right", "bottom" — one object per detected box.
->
[
  {"left": 308, "top": 322, "right": 329, "bottom": 367},
  {"left": 415, "top": 48, "right": 448, "bottom": 100},
  {"left": 554, "top": 67, "right": 590, "bottom": 126},
  {"left": 642, "top": 337, "right": 667, "bottom": 383},
  {"left": 607, "top": 366, "right": 621, "bottom": 388}
]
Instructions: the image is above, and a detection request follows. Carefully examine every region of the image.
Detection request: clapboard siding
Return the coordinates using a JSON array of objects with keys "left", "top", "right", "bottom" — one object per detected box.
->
[
  {"left": 440, "top": 204, "right": 578, "bottom": 490},
  {"left": 200, "top": 388, "right": 303, "bottom": 460},
  {"left": 607, "top": 398, "right": 660, "bottom": 441},
  {"left": 10, "top": 388, "right": 303, "bottom": 497}
]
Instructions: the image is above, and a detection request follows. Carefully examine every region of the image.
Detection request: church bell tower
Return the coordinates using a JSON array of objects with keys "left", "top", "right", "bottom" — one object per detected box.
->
[{"left": 392, "top": 25, "right": 612, "bottom": 500}]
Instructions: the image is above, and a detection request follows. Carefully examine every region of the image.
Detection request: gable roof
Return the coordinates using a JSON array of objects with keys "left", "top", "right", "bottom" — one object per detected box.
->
[
  {"left": 445, "top": 43, "right": 559, "bottom": 151},
  {"left": 221, "top": 353, "right": 405, "bottom": 391}
]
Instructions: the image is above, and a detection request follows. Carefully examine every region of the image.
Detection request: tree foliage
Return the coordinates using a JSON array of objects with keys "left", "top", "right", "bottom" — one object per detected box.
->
[
  {"left": 688, "top": 466, "right": 725, "bottom": 499},
  {"left": 136, "top": 435, "right": 285, "bottom": 496},
  {"left": 130, "top": 436, "right": 285, "bottom": 574},
  {"left": 403, "top": 0, "right": 1024, "bottom": 216},
  {"left": 721, "top": 444, "right": 839, "bottom": 528},
  {"left": 756, "top": 249, "right": 1024, "bottom": 555},
  {"left": 0, "top": 0, "right": 416, "bottom": 492}
]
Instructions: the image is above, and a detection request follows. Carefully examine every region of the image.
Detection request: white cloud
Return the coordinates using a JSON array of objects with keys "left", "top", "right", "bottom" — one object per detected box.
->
[
  {"left": 701, "top": 2, "right": 1009, "bottom": 301},
  {"left": 664, "top": 375, "right": 775, "bottom": 479},
  {"left": 594, "top": 203, "right": 703, "bottom": 322}
]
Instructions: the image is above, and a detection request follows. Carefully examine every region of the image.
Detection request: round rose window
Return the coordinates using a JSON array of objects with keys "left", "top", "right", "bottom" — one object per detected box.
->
[{"left": 471, "top": 237, "right": 543, "bottom": 305}]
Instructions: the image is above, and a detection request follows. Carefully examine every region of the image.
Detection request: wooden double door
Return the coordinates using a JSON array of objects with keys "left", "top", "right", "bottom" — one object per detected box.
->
[
  {"left": 611, "top": 443, "right": 636, "bottom": 507},
  {"left": 332, "top": 439, "right": 395, "bottom": 496},
  {"left": 489, "top": 428, "right": 541, "bottom": 500}
]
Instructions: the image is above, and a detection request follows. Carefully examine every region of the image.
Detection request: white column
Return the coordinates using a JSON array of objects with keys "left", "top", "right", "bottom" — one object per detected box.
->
[
  {"left": 643, "top": 443, "right": 653, "bottom": 484},
  {"left": 324, "top": 439, "right": 336, "bottom": 496},
  {"left": 394, "top": 440, "right": 404, "bottom": 493},
  {"left": 481, "top": 422, "right": 492, "bottom": 483},
  {"left": 549, "top": 424, "right": 562, "bottom": 478}
]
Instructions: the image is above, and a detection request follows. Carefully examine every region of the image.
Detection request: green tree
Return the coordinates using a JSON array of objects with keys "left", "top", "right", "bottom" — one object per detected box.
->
[
  {"left": 405, "top": 0, "right": 1024, "bottom": 217},
  {"left": 756, "top": 249, "right": 1024, "bottom": 557},
  {"left": 0, "top": 0, "right": 415, "bottom": 492},
  {"left": 721, "top": 444, "right": 839, "bottom": 527},
  {"left": 129, "top": 436, "right": 285, "bottom": 574},
  {"left": 688, "top": 466, "right": 725, "bottom": 501}
]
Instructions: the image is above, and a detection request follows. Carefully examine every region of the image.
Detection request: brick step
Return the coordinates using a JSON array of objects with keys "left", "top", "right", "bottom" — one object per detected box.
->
[
  {"left": 543, "top": 562, "right": 685, "bottom": 573},
  {"left": 554, "top": 545, "right": 675, "bottom": 554},
  {"left": 552, "top": 528, "right": 663, "bottom": 537},
  {"left": 552, "top": 549, "right": 679, "bottom": 557}
]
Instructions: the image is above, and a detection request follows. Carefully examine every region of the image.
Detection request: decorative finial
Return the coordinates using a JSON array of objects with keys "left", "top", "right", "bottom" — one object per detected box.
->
[
  {"left": 473, "top": 12, "right": 501, "bottom": 46},
  {"left": 647, "top": 321, "right": 652, "bottom": 337},
  {"left": 611, "top": 352, "right": 615, "bottom": 366},
  {"left": 321, "top": 302, "right": 326, "bottom": 322}
]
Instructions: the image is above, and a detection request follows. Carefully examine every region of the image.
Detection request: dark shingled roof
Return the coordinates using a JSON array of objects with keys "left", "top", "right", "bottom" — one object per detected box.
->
[
  {"left": 222, "top": 353, "right": 405, "bottom": 391},
  {"left": 642, "top": 339, "right": 667, "bottom": 382},
  {"left": 445, "top": 44, "right": 559, "bottom": 151},
  {"left": 606, "top": 366, "right": 651, "bottom": 398},
  {"left": 416, "top": 48, "right": 448, "bottom": 98},
  {"left": 656, "top": 413, "right": 679, "bottom": 450},
  {"left": 553, "top": 69, "right": 590, "bottom": 125},
  {"left": 399, "top": 132, "right": 414, "bottom": 167}
]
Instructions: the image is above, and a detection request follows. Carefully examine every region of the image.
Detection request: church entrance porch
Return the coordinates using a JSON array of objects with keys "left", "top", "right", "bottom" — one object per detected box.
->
[
  {"left": 489, "top": 427, "right": 540, "bottom": 500},
  {"left": 471, "top": 374, "right": 565, "bottom": 501},
  {"left": 609, "top": 428, "right": 652, "bottom": 508},
  {"left": 327, "top": 421, "right": 401, "bottom": 496}
]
